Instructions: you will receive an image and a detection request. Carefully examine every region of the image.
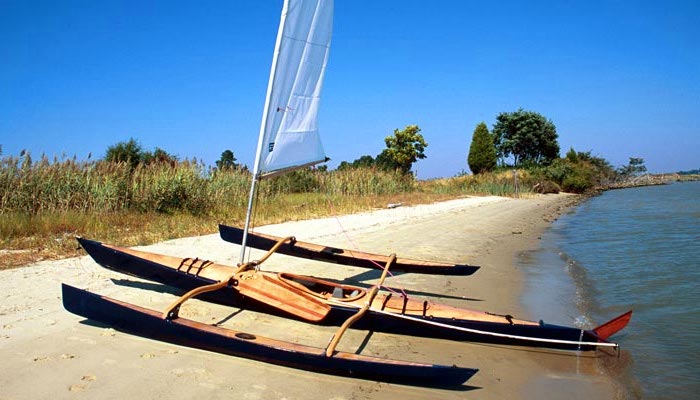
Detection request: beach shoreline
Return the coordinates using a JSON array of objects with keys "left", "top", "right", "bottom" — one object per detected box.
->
[{"left": 0, "top": 193, "right": 626, "bottom": 399}]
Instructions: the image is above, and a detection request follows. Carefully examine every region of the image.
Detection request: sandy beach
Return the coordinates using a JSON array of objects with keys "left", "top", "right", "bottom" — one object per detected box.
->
[{"left": 0, "top": 194, "right": 621, "bottom": 399}]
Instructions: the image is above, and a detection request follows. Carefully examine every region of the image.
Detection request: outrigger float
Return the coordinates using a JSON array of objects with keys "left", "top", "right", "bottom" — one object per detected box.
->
[
  {"left": 72, "top": 238, "right": 632, "bottom": 352},
  {"left": 219, "top": 224, "right": 479, "bottom": 276},
  {"left": 62, "top": 281, "right": 477, "bottom": 386}
]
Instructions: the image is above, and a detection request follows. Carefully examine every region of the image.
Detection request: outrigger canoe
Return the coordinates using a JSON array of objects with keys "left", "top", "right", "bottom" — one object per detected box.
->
[
  {"left": 75, "top": 237, "right": 632, "bottom": 351},
  {"left": 219, "top": 224, "right": 480, "bottom": 276}
]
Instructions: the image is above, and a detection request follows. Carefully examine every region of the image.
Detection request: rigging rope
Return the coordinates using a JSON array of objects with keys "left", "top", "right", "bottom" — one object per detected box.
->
[
  {"left": 324, "top": 194, "right": 408, "bottom": 298},
  {"left": 326, "top": 298, "right": 619, "bottom": 349}
]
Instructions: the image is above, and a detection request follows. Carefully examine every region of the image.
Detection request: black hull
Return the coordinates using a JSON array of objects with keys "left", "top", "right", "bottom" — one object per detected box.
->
[
  {"left": 219, "top": 224, "right": 479, "bottom": 276},
  {"left": 78, "top": 238, "right": 610, "bottom": 351},
  {"left": 62, "top": 284, "right": 477, "bottom": 387}
]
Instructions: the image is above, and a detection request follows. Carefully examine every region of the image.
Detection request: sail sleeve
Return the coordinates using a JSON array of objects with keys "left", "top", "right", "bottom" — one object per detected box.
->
[{"left": 256, "top": 0, "right": 333, "bottom": 177}]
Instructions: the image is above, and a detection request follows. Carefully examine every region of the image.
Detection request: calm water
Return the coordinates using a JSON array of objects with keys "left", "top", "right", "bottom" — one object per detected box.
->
[{"left": 522, "top": 181, "right": 700, "bottom": 399}]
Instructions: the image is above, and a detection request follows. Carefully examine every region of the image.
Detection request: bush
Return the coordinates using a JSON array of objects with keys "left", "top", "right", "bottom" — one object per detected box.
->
[
  {"left": 561, "top": 173, "right": 591, "bottom": 193},
  {"left": 270, "top": 169, "right": 321, "bottom": 193},
  {"left": 536, "top": 156, "right": 603, "bottom": 194},
  {"left": 533, "top": 180, "right": 560, "bottom": 194}
]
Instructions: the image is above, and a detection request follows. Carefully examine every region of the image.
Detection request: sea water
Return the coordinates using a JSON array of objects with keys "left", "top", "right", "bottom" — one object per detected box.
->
[{"left": 521, "top": 181, "right": 700, "bottom": 399}]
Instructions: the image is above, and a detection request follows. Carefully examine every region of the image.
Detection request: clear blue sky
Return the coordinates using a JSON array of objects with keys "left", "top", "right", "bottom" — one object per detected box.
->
[{"left": 2, "top": 0, "right": 698, "bottom": 178}]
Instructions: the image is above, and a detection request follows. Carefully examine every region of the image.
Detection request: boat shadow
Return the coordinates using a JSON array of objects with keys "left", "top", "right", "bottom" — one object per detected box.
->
[
  {"left": 352, "top": 330, "right": 481, "bottom": 392},
  {"left": 77, "top": 313, "right": 481, "bottom": 392}
]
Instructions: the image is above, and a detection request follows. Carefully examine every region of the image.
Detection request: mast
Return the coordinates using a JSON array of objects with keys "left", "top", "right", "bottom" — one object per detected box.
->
[
  {"left": 240, "top": 0, "right": 333, "bottom": 264},
  {"left": 240, "top": 0, "right": 291, "bottom": 264}
]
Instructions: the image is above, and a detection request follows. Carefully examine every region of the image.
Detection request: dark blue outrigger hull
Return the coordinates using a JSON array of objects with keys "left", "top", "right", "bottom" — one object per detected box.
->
[
  {"left": 219, "top": 224, "right": 480, "bottom": 276},
  {"left": 62, "top": 284, "right": 477, "bottom": 386},
  {"left": 76, "top": 238, "right": 631, "bottom": 352}
]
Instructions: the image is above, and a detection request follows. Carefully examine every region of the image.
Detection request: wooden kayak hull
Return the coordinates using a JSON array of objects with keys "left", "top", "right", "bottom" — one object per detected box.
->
[
  {"left": 61, "top": 284, "right": 477, "bottom": 386},
  {"left": 219, "top": 224, "right": 479, "bottom": 276},
  {"left": 77, "top": 237, "right": 629, "bottom": 351}
]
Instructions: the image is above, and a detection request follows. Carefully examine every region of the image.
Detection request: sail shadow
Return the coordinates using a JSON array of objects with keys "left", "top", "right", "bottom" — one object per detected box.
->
[{"left": 343, "top": 269, "right": 400, "bottom": 281}]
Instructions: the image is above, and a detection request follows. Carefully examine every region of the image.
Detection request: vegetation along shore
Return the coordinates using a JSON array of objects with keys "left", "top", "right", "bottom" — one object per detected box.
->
[{"left": 1, "top": 111, "right": 696, "bottom": 270}]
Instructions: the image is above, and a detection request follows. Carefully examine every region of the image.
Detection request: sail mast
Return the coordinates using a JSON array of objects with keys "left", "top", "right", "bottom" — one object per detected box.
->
[
  {"left": 240, "top": 0, "right": 333, "bottom": 264},
  {"left": 240, "top": 0, "right": 291, "bottom": 264}
]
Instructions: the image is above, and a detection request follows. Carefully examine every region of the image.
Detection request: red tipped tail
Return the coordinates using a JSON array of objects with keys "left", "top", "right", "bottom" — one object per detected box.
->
[{"left": 592, "top": 310, "right": 633, "bottom": 340}]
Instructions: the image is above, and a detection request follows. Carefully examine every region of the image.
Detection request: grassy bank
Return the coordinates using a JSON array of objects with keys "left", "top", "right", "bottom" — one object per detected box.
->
[
  {"left": 7, "top": 153, "right": 677, "bottom": 270},
  {"left": 1, "top": 155, "right": 546, "bottom": 269}
]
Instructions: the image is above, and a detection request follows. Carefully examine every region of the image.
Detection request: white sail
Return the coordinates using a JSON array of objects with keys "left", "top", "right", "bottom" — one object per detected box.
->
[
  {"left": 254, "top": 0, "right": 333, "bottom": 177},
  {"left": 241, "top": 0, "right": 333, "bottom": 262}
]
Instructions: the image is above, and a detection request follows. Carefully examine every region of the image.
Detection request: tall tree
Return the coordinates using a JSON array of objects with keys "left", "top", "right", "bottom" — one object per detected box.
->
[
  {"left": 377, "top": 125, "right": 428, "bottom": 174},
  {"left": 492, "top": 109, "right": 560, "bottom": 166},
  {"left": 338, "top": 155, "right": 376, "bottom": 171},
  {"left": 618, "top": 157, "right": 647, "bottom": 177},
  {"left": 105, "top": 138, "right": 143, "bottom": 169},
  {"left": 142, "top": 147, "right": 178, "bottom": 165},
  {"left": 467, "top": 122, "right": 497, "bottom": 174},
  {"left": 216, "top": 149, "right": 238, "bottom": 170}
]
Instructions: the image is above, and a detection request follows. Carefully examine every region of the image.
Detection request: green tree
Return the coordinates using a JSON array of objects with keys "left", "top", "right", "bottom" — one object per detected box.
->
[
  {"left": 338, "top": 155, "right": 376, "bottom": 171},
  {"left": 618, "top": 157, "right": 647, "bottom": 177},
  {"left": 375, "top": 150, "right": 395, "bottom": 172},
  {"left": 467, "top": 122, "right": 497, "bottom": 174},
  {"left": 492, "top": 109, "right": 560, "bottom": 166},
  {"left": 105, "top": 139, "right": 179, "bottom": 168},
  {"left": 565, "top": 147, "right": 579, "bottom": 163},
  {"left": 216, "top": 150, "right": 238, "bottom": 170},
  {"left": 105, "top": 138, "right": 143, "bottom": 169},
  {"left": 377, "top": 125, "right": 427, "bottom": 174},
  {"left": 142, "top": 147, "right": 178, "bottom": 165},
  {"left": 352, "top": 155, "right": 376, "bottom": 168},
  {"left": 541, "top": 148, "right": 618, "bottom": 193}
]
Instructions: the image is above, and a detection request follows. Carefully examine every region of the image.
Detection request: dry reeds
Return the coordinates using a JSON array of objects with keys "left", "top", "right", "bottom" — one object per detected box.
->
[
  {"left": 1, "top": 154, "right": 533, "bottom": 217},
  {"left": 419, "top": 170, "right": 535, "bottom": 196},
  {"left": 1, "top": 154, "right": 532, "bottom": 268},
  {"left": 0, "top": 154, "right": 217, "bottom": 215}
]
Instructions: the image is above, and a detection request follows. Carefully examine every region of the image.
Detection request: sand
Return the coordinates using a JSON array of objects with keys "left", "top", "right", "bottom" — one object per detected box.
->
[{"left": 0, "top": 194, "right": 619, "bottom": 399}]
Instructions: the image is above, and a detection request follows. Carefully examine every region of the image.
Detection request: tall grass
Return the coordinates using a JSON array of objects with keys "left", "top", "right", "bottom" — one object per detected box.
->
[
  {"left": 0, "top": 154, "right": 529, "bottom": 269},
  {"left": 420, "top": 170, "right": 536, "bottom": 196},
  {"left": 321, "top": 167, "right": 414, "bottom": 195},
  {"left": 1, "top": 154, "right": 534, "bottom": 217},
  {"left": 0, "top": 154, "right": 218, "bottom": 215}
]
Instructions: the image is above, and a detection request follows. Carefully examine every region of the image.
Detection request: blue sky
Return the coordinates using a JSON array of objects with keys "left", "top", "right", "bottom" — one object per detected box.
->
[{"left": 1, "top": 0, "right": 698, "bottom": 178}]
